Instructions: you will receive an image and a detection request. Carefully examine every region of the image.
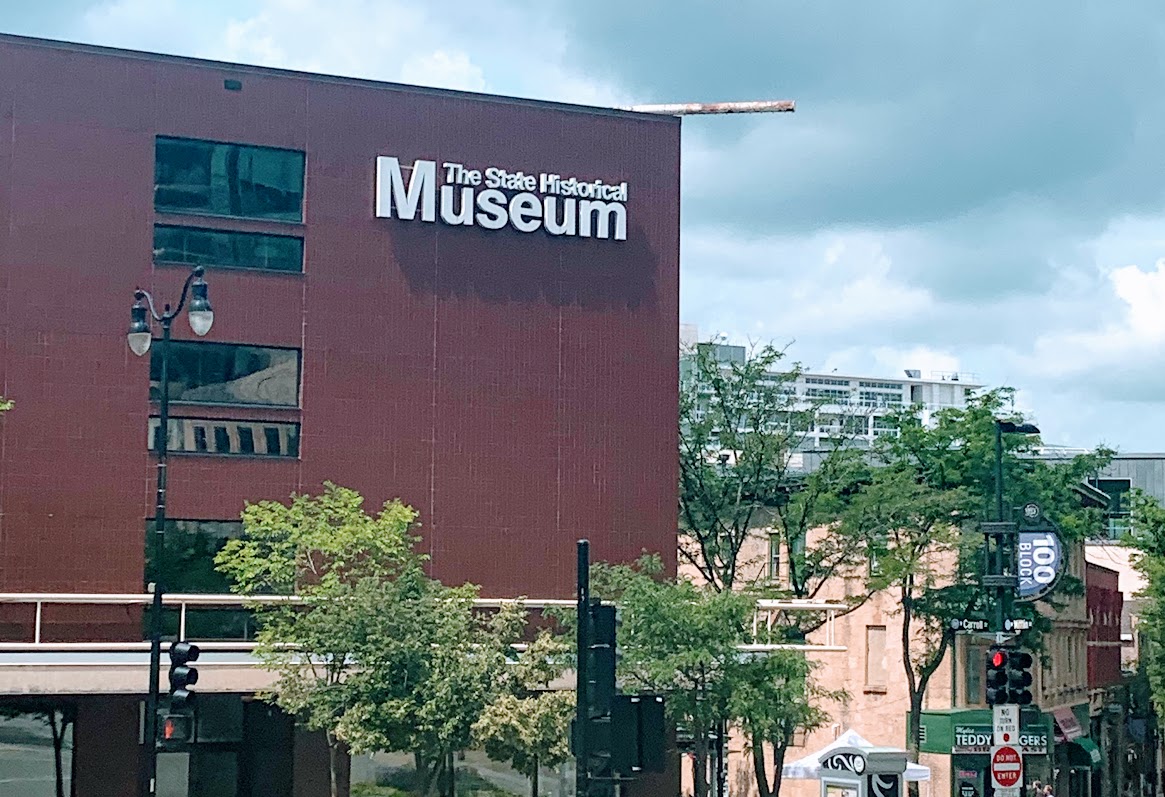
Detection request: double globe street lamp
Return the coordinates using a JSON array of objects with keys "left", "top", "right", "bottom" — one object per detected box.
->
[{"left": 127, "top": 266, "right": 213, "bottom": 796}]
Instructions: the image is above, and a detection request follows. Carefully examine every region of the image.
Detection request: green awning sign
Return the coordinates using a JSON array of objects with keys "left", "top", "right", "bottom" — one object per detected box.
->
[{"left": 953, "top": 725, "right": 1048, "bottom": 754}]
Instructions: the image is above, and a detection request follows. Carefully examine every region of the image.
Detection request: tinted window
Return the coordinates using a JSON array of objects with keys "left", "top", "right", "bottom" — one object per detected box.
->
[
  {"left": 155, "top": 137, "right": 305, "bottom": 222},
  {"left": 150, "top": 342, "right": 299, "bottom": 407},
  {"left": 146, "top": 519, "right": 242, "bottom": 594},
  {"left": 150, "top": 417, "right": 301, "bottom": 458},
  {"left": 154, "top": 225, "right": 303, "bottom": 273}
]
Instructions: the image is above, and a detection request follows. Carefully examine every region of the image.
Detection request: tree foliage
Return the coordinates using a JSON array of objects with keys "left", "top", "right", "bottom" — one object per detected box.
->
[
  {"left": 472, "top": 632, "right": 575, "bottom": 797},
  {"left": 215, "top": 483, "right": 524, "bottom": 797},
  {"left": 732, "top": 651, "right": 843, "bottom": 797},
  {"left": 858, "top": 389, "right": 1112, "bottom": 768},
  {"left": 1125, "top": 489, "right": 1165, "bottom": 715},
  {"left": 592, "top": 557, "right": 830, "bottom": 797},
  {"left": 679, "top": 342, "right": 872, "bottom": 600}
]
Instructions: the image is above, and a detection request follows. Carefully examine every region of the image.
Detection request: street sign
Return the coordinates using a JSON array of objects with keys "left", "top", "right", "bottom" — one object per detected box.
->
[
  {"left": 950, "top": 618, "right": 990, "bottom": 633},
  {"left": 990, "top": 745, "right": 1023, "bottom": 797},
  {"left": 1017, "top": 531, "right": 1064, "bottom": 602},
  {"left": 1004, "top": 619, "right": 1032, "bottom": 631},
  {"left": 993, "top": 704, "right": 1019, "bottom": 745}
]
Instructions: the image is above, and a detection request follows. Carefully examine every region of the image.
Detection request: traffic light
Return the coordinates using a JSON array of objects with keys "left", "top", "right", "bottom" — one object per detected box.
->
[
  {"left": 168, "top": 641, "right": 200, "bottom": 711},
  {"left": 159, "top": 713, "right": 192, "bottom": 744},
  {"left": 610, "top": 695, "right": 668, "bottom": 775},
  {"left": 985, "top": 647, "right": 1009, "bottom": 706},
  {"left": 1006, "top": 650, "right": 1034, "bottom": 705},
  {"left": 986, "top": 647, "right": 1035, "bottom": 705},
  {"left": 587, "top": 602, "right": 617, "bottom": 720},
  {"left": 585, "top": 601, "right": 617, "bottom": 779}
]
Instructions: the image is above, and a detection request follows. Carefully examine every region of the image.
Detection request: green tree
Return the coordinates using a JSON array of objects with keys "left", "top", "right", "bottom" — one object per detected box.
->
[
  {"left": 473, "top": 631, "right": 575, "bottom": 797},
  {"left": 731, "top": 651, "right": 842, "bottom": 797},
  {"left": 215, "top": 483, "right": 450, "bottom": 797},
  {"left": 843, "top": 465, "right": 975, "bottom": 769},
  {"left": 679, "top": 341, "right": 876, "bottom": 797},
  {"left": 593, "top": 558, "right": 754, "bottom": 797},
  {"left": 859, "top": 390, "right": 1112, "bottom": 769},
  {"left": 342, "top": 592, "right": 526, "bottom": 797},
  {"left": 679, "top": 342, "right": 873, "bottom": 598},
  {"left": 1125, "top": 490, "right": 1165, "bottom": 714}
]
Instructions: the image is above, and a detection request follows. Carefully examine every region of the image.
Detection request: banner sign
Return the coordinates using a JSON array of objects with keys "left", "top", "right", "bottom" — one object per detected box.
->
[
  {"left": 953, "top": 725, "right": 1048, "bottom": 754},
  {"left": 1017, "top": 531, "right": 1064, "bottom": 601}
]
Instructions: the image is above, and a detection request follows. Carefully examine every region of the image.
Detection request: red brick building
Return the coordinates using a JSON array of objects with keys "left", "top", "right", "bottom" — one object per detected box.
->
[
  {"left": 1087, "top": 562, "right": 1123, "bottom": 689},
  {"left": 0, "top": 34, "right": 680, "bottom": 795}
]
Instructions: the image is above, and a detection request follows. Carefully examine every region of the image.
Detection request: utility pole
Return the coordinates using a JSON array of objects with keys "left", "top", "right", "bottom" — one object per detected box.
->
[{"left": 576, "top": 540, "right": 591, "bottom": 797}]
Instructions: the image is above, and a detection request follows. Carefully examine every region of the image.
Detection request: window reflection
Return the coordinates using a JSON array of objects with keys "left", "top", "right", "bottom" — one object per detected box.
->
[
  {"left": 154, "top": 225, "right": 303, "bottom": 273},
  {"left": 150, "top": 342, "right": 300, "bottom": 407},
  {"left": 149, "top": 417, "right": 301, "bottom": 458},
  {"left": 155, "top": 137, "right": 305, "bottom": 223}
]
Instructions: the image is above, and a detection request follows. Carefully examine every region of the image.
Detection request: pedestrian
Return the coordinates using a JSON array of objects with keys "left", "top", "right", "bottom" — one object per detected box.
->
[
  {"left": 1044, "top": 785, "right": 1055, "bottom": 797},
  {"left": 1032, "top": 781, "right": 1042, "bottom": 797}
]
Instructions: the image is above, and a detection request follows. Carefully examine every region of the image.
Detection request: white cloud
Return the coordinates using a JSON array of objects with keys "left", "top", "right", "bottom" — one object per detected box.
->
[
  {"left": 60, "top": 0, "right": 1165, "bottom": 450},
  {"left": 399, "top": 49, "right": 486, "bottom": 92}
]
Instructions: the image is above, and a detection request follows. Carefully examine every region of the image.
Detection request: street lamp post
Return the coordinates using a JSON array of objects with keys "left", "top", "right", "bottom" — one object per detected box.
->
[
  {"left": 127, "top": 266, "right": 214, "bottom": 797},
  {"left": 990, "top": 419, "right": 1040, "bottom": 632}
]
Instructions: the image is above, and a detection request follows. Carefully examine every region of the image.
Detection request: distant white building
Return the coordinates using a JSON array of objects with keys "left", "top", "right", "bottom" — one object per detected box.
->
[{"left": 681, "top": 326, "right": 983, "bottom": 449}]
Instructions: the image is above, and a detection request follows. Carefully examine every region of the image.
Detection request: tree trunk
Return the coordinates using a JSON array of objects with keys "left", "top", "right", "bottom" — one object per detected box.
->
[
  {"left": 906, "top": 692, "right": 924, "bottom": 797},
  {"left": 326, "top": 731, "right": 351, "bottom": 797},
  {"left": 416, "top": 751, "right": 430, "bottom": 794},
  {"left": 49, "top": 709, "right": 65, "bottom": 797},
  {"left": 751, "top": 730, "right": 772, "bottom": 797},
  {"left": 693, "top": 721, "right": 710, "bottom": 797},
  {"left": 771, "top": 739, "right": 788, "bottom": 797},
  {"left": 531, "top": 754, "right": 539, "bottom": 797}
]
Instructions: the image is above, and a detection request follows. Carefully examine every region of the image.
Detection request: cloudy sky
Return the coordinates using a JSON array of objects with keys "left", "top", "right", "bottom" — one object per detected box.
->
[{"left": 6, "top": 0, "right": 1165, "bottom": 451}]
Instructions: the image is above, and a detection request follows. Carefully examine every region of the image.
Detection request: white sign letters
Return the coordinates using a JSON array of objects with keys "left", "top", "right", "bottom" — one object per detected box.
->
[{"left": 375, "top": 157, "right": 629, "bottom": 242}]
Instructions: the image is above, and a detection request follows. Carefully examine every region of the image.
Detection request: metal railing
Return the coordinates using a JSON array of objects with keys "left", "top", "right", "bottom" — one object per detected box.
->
[{"left": 0, "top": 593, "right": 845, "bottom": 653}]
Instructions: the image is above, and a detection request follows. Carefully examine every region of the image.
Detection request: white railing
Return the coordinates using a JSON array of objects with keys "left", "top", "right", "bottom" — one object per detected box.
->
[{"left": 0, "top": 593, "right": 845, "bottom": 653}]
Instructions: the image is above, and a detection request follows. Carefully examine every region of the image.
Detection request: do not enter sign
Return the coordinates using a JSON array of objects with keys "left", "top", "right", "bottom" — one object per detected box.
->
[{"left": 991, "top": 745, "right": 1023, "bottom": 792}]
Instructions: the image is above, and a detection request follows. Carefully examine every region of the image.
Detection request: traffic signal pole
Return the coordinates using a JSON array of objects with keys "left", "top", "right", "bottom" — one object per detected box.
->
[
  {"left": 984, "top": 422, "right": 1019, "bottom": 637},
  {"left": 576, "top": 540, "right": 591, "bottom": 797}
]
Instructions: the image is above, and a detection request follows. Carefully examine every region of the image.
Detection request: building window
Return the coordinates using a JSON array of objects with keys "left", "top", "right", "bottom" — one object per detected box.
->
[
  {"left": 149, "top": 417, "right": 300, "bottom": 458},
  {"left": 965, "top": 643, "right": 987, "bottom": 704},
  {"left": 145, "top": 519, "right": 243, "bottom": 594},
  {"left": 1092, "top": 478, "right": 1132, "bottom": 540},
  {"left": 154, "top": 225, "right": 304, "bottom": 273},
  {"left": 155, "top": 137, "right": 305, "bottom": 222},
  {"left": 768, "top": 535, "right": 780, "bottom": 581},
  {"left": 150, "top": 342, "right": 300, "bottom": 407},
  {"left": 865, "top": 625, "right": 887, "bottom": 691}
]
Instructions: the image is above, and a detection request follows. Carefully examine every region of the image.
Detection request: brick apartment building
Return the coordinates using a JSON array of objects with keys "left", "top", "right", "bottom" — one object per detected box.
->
[{"left": 0, "top": 34, "right": 680, "bottom": 795}]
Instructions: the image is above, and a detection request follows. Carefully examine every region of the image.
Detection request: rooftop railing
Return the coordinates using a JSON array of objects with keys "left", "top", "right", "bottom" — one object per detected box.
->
[{"left": 0, "top": 593, "right": 845, "bottom": 653}]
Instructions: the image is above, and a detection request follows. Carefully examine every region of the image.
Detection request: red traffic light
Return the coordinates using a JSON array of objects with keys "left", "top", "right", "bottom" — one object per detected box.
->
[
  {"left": 159, "top": 713, "right": 192, "bottom": 743},
  {"left": 990, "top": 650, "right": 1007, "bottom": 668}
]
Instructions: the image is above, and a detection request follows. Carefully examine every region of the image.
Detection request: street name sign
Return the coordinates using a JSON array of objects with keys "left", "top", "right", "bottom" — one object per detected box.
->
[
  {"left": 993, "top": 705, "right": 1019, "bottom": 745},
  {"left": 950, "top": 618, "right": 989, "bottom": 633}
]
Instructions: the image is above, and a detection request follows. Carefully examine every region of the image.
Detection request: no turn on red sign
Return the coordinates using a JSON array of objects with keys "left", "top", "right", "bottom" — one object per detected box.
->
[{"left": 991, "top": 745, "right": 1023, "bottom": 797}]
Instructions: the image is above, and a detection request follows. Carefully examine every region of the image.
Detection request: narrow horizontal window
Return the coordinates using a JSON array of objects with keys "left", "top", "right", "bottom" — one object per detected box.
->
[
  {"left": 154, "top": 225, "right": 303, "bottom": 273},
  {"left": 150, "top": 341, "right": 300, "bottom": 407},
  {"left": 149, "top": 417, "right": 300, "bottom": 458},
  {"left": 155, "top": 136, "right": 305, "bottom": 222}
]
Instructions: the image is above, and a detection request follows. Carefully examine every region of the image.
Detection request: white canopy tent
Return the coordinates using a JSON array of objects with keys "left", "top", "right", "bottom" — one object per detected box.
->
[{"left": 782, "top": 729, "right": 931, "bottom": 782}]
